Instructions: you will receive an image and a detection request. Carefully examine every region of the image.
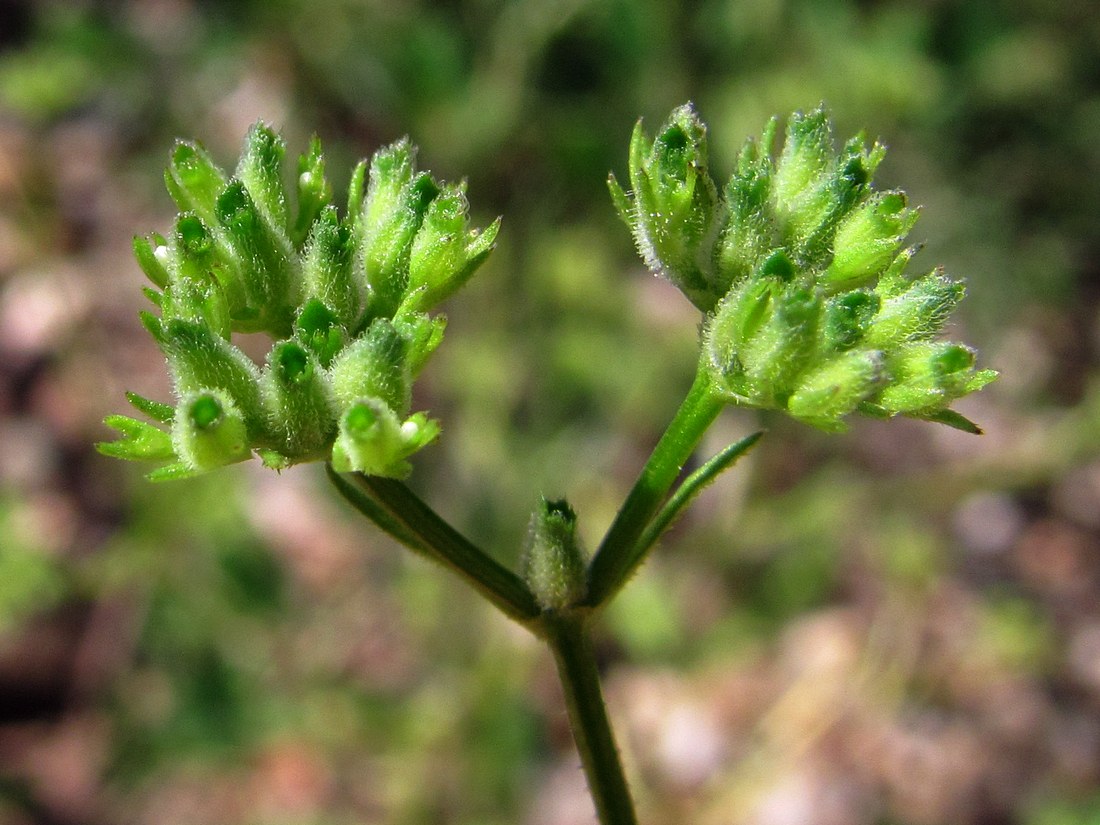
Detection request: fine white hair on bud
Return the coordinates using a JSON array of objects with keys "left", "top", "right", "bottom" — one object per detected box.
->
[
  {"left": 101, "top": 124, "right": 494, "bottom": 480},
  {"left": 616, "top": 103, "right": 996, "bottom": 433}
]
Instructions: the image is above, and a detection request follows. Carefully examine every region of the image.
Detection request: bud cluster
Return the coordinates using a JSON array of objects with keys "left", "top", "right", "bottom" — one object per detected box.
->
[
  {"left": 100, "top": 124, "right": 499, "bottom": 479},
  {"left": 610, "top": 104, "right": 996, "bottom": 431}
]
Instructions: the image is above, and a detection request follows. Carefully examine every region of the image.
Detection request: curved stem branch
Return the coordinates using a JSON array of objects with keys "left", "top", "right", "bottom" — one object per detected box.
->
[
  {"left": 326, "top": 466, "right": 542, "bottom": 626},
  {"left": 584, "top": 368, "right": 724, "bottom": 606}
]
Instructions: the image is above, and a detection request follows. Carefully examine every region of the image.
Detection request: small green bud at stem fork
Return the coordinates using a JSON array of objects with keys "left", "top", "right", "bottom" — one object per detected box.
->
[{"left": 101, "top": 104, "right": 996, "bottom": 824}]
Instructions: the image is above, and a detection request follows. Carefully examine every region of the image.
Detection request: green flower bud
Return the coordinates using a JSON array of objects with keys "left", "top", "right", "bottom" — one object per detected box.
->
[
  {"left": 609, "top": 103, "right": 723, "bottom": 311},
  {"left": 292, "top": 135, "right": 333, "bottom": 246},
  {"left": 788, "top": 349, "right": 882, "bottom": 431},
  {"left": 164, "top": 141, "right": 228, "bottom": 228},
  {"left": 260, "top": 341, "right": 336, "bottom": 459},
  {"left": 215, "top": 181, "right": 297, "bottom": 335},
  {"left": 358, "top": 139, "right": 439, "bottom": 318},
  {"left": 172, "top": 389, "right": 251, "bottom": 471},
  {"left": 329, "top": 318, "right": 411, "bottom": 415},
  {"left": 877, "top": 342, "right": 997, "bottom": 414},
  {"left": 772, "top": 107, "right": 835, "bottom": 242},
  {"left": 865, "top": 269, "right": 965, "bottom": 350},
  {"left": 301, "top": 206, "right": 358, "bottom": 328},
  {"left": 706, "top": 277, "right": 780, "bottom": 398},
  {"left": 742, "top": 286, "right": 822, "bottom": 405},
  {"left": 823, "top": 191, "right": 918, "bottom": 290},
  {"left": 236, "top": 122, "right": 289, "bottom": 233},
  {"left": 405, "top": 183, "right": 500, "bottom": 313},
  {"left": 521, "top": 498, "right": 587, "bottom": 613},
  {"left": 160, "top": 319, "right": 263, "bottom": 433},
  {"left": 330, "top": 399, "right": 440, "bottom": 478},
  {"left": 715, "top": 129, "right": 776, "bottom": 291}
]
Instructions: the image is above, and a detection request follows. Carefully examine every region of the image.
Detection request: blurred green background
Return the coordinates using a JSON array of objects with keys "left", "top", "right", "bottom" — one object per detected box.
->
[{"left": 1, "top": 0, "right": 1099, "bottom": 823}]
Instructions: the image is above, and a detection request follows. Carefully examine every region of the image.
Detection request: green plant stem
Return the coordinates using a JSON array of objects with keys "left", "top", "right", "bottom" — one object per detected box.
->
[
  {"left": 546, "top": 613, "right": 638, "bottom": 825},
  {"left": 585, "top": 367, "right": 724, "bottom": 606},
  {"left": 326, "top": 467, "right": 542, "bottom": 626}
]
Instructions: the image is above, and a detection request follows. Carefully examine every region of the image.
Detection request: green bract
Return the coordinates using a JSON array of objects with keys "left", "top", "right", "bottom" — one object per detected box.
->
[
  {"left": 610, "top": 104, "right": 997, "bottom": 432},
  {"left": 100, "top": 124, "right": 499, "bottom": 479}
]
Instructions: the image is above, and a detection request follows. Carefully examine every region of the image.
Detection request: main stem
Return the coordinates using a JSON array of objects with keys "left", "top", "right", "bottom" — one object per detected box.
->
[
  {"left": 546, "top": 614, "right": 638, "bottom": 825},
  {"left": 585, "top": 367, "right": 723, "bottom": 606}
]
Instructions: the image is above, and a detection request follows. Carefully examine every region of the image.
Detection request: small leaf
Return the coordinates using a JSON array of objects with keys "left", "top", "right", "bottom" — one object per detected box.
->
[{"left": 915, "top": 408, "right": 984, "bottom": 435}]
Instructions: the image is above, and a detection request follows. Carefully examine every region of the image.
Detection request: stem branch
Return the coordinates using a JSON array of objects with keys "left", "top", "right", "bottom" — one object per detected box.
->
[
  {"left": 585, "top": 368, "right": 724, "bottom": 605},
  {"left": 327, "top": 467, "right": 541, "bottom": 625}
]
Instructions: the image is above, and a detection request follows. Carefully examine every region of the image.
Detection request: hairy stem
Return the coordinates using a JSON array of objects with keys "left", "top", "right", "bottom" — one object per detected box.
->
[{"left": 547, "top": 614, "right": 638, "bottom": 825}]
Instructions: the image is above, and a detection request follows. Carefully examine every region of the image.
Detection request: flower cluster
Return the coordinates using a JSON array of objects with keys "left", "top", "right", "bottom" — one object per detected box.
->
[
  {"left": 99, "top": 124, "right": 498, "bottom": 479},
  {"left": 610, "top": 104, "right": 996, "bottom": 431}
]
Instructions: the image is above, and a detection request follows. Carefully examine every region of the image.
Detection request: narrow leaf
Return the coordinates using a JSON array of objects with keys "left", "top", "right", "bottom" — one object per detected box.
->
[{"left": 635, "top": 430, "right": 764, "bottom": 559}]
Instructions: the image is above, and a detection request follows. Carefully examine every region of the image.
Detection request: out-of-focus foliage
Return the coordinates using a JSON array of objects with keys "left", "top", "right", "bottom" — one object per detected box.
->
[{"left": 1, "top": 0, "right": 1099, "bottom": 823}]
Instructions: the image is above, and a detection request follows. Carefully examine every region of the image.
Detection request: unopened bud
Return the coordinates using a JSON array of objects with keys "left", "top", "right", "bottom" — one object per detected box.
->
[
  {"left": 522, "top": 498, "right": 587, "bottom": 613},
  {"left": 172, "top": 390, "right": 251, "bottom": 471}
]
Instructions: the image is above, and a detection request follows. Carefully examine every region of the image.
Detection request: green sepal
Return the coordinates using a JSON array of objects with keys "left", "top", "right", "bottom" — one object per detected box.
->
[
  {"left": 877, "top": 342, "right": 990, "bottom": 414},
  {"left": 330, "top": 399, "right": 440, "bottom": 478},
  {"left": 97, "top": 415, "right": 176, "bottom": 461},
  {"left": 141, "top": 287, "right": 163, "bottom": 307},
  {"left": 821, "top": 290, "right": 880, "bottom": 352},
  {"left": 258, "top": 449, "right": 294, "bottom": 470},
  {"left": 292, "top": 134, "right": 333, "bottom": 246},
  {"left": 160, "top": 265, "right": 232, "bottom": 340},
  {"left": 361, "top": 146, "right": 440, "bottom": 318},
  {"left": 126, "top": 391, "right": 174, "bottom": 424},
  {"left": 164, "top": 141, "right": 228, "bottom": 227},
  {"left": 606, "top": 173, "right": 632, "bottom": 226},
  {"left": 301, "top": 206, "right": 357, "bottom": 328},
  {"left": 171, "top": 389, "right": 252, "bottom": 471},
  {"left": 346, "top": 159, "right": 368, "bottom": 233},
  {"left": 133, "top": 233, "right": 170, "bottom": 289},
  {"left": 146, "top": 462, "right": 202, "bottom": 482},
  {"left": 329, "top": 317, "right": 411, "bottom": 415},
  {"left": 715, "top": 134, "right": 775, "bottom": 291},
  {"left": 741, "top": 286, "right": 822, "bottom": 405},
  {"left": 521, "top": 498, "right": 587, "bottom": 613},
  {"left": 705, "top": 276, "right": 779, "bottom": 387},
  {"left": 259, "top": 340, "right": 336, "bottom": 459},
  {"left": 359, "top": 139, "right": 420, "bottom": 316}
]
